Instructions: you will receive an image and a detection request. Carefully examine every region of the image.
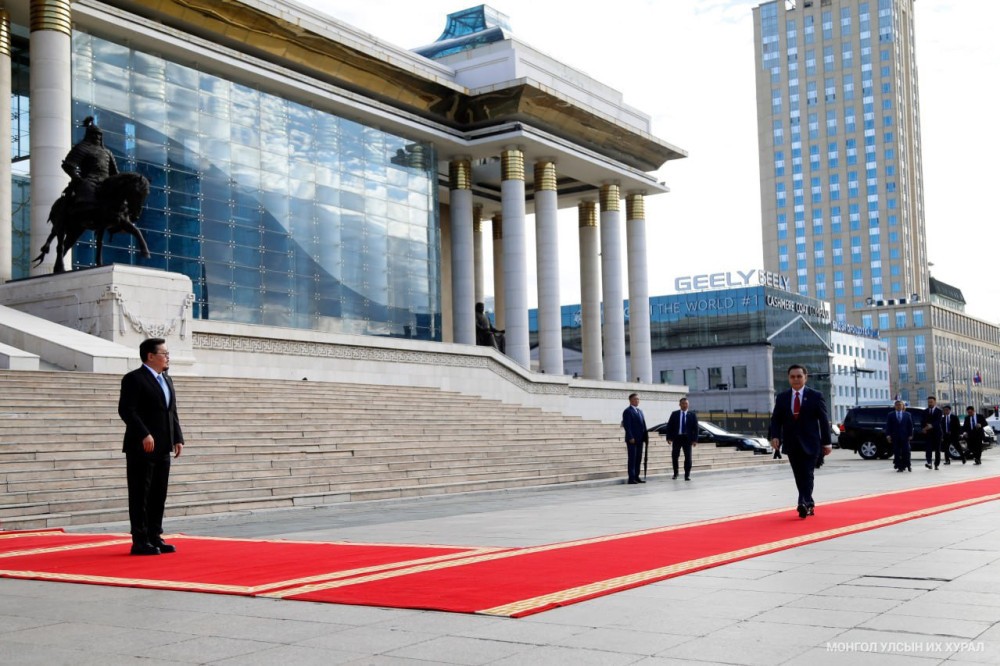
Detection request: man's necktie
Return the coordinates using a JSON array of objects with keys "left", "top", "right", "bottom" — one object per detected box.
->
[
  {"left": 971, "top": 416, "right": 976, "bottom": 428},
  {"left": 793, "top": 391, "right": 801, "bottom": 419},
  {"left": 157, "top": 374, "right": 170, "bottom": 407},
  {"left": 680, "top": 412, "right": 685, "bottom": 433},
  {"left": 898, "top": 412, "right": 902, "bottom": 422},
  {"left": 945, "top": 417, "right": 949, "bottom": 433}
]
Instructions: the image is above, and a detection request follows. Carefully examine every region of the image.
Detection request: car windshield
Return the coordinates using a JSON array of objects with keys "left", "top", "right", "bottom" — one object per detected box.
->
[{"left": 700, "top": 422, "right": 729, "bottom": 436}]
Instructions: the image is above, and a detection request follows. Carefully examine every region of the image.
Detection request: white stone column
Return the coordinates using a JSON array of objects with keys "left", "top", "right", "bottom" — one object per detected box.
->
[
  {"left": 578, "top": 201, "right": 603, "bottom": 380},
  {"left": 534, "top": 160, "right": 562, "bottom": 375},
  {"left": 491, "top": 213, "right": 505, "bottom": 330},
  {"left": 473, "top": 204, "right": 485, "bottom": 305},
  {"left": 600, "top": 184, "right": 626, "bottom": 381},
  {"left": 449, "top": 159, "right": 475, "bottom": 345},
  {"left": 626, "top": 192, "right": 653, "bottom": 383},
  {"left": 500, "top": 147, "right": 529, "bottom": 368},
  {"left": 0, "top": 12, "right": 12, "bottom": 283},
  {"left": 30, "top": 0, "right": 73, "bottom": 276}
]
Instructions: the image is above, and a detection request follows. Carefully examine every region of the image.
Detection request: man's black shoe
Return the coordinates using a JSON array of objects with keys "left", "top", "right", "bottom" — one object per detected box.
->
[
  {"left": 627, "top": 479, "right": 638, "bottom": 484},
  {"left": 637, "top": 478, "right": 646, "bottom": 483},
  {"left": 672, "top": 473, "right": 678, "bottom": 480},
  {"left": 897, "top": 468, "right": 905, "bottom": 473},
  {"left": 975, "top": 460, "right": 982, "bottom": 465},
  {"left": 925, "top": 463, "right": 932, "bottom": 469},
  {"left": 684, "top": 475, "right": 690, "bottom": 481},
  {"left": 962, "top": 459, "right": 967, "bottom": 464},
  {"left": 130, "top": 543, "right": 160, "bottom": 556},
  {"left": 152, "top": 540, "right": 176, "bottom": 554},
  {"left": 806, "top": 506, "right": 815, "bottom": 516},
  {"left": 797, "top": 505, "right": 808, "bottom": 518},
  {"left": 934, "top": 465, "right": 939, "bottom": 470},
  {"left": 908, "top": 466, "right": 912, "bottom": 472}
]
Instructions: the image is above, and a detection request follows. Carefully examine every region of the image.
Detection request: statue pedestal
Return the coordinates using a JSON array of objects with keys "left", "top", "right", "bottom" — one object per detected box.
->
[{"left": 0, "top": 265, "right": 196, "bottom": 373}]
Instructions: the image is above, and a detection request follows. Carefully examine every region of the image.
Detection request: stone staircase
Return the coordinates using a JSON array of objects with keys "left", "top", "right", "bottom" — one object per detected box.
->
[{"left": 0, "top": 370, "right": 781, "bottom": 530}]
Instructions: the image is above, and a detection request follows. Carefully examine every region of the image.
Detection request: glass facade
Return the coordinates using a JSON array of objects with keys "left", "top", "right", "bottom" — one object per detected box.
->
[
  {"left": 529, "top": 286, "right": 834, "bottom": 396},
  {"left": 14, "top": 30, "right": 442, "bottom": 340}
]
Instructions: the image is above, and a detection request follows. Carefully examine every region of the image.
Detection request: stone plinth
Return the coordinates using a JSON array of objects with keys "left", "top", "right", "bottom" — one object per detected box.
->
[{"left": 0, "top": 265, "right": 196, "bottom": 373}]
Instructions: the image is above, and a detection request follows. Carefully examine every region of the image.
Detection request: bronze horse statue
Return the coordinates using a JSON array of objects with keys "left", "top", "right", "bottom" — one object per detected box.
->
[{"left": 33, "top": 171, "right": 152, "bottom": 273}]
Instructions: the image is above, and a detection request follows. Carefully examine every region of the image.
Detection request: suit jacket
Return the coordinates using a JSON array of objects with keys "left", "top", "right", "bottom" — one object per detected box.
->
[
  {"left": 118, "top": 366, "right": 183, "bottom": 455},
  {"left": 768, "top": 386, "right": 831, "bottom": 457},
  {"left": 942, "top": 414, "right": 961, "bottom": 443},
  {"left": 923, "top": 406, "right": 943, "bottom": 435},
  {"left": 885, "top": 410, "right": 914, "bottom": 445},
  {"left": 963, "top": 415, "right": 985, "bottom": 445},
  {"left": 622, "top": 405, "right": 648, "bottom": 445},
  {"left": 665, "top": 410, "right": 699, "bottom": 442}
]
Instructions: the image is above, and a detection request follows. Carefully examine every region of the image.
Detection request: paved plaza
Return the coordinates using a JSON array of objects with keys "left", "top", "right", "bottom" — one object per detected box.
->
[{"left": 2, "top": 448, "right": 1000, "bottom": 665}]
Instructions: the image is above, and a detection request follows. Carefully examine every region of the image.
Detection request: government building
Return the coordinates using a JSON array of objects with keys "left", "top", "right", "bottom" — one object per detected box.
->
[{"left": 0, "top": 1, "right": 690, "bottom": 418}]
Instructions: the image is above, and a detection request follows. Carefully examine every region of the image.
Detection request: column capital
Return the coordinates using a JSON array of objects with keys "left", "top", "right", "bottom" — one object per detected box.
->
[
  {"left": 600, "top": 183, "right": 621, "bottom": 212},
  {"left": 578, "top": 201, "right": 597, "bottom": 228},
  {"left": 500, "top": 148, "right": 524, "bottom": 182},
  {"left": 625, "top": 192, "right": 646, "bottom": 220},
  {"left": 448, "top": 158, "right": 472, "bottom": 190},
  {"left": 472, "top": 204, "right": 483, "bottom": 232},
  {"left": 31, "top": 0, "right": 72, "bottom": 34},
  {"left": 533, "top": 160, "right": 557, "bottom": 191},
  {"left": 0, "top": 11, "right": 10, "bottom": 58}
]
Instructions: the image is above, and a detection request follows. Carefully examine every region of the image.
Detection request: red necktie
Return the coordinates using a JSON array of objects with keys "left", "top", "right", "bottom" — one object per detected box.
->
[{"left": 793, "top": 391, "right": 801, "bottom": 420}]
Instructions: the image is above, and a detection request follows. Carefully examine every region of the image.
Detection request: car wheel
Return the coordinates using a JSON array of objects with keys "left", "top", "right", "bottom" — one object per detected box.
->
[{"left": 858, "top": 440, "right": 880, "bottom": 460}]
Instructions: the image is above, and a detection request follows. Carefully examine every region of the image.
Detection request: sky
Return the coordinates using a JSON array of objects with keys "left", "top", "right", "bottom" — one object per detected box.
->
[{"left": 299, "top": 0, "right": 1000, "bottom": 322}]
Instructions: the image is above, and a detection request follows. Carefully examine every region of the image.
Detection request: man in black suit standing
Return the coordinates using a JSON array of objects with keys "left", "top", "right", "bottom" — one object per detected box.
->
[
  {"left": 941, "top": 405, "right": 965, "bottom": 465},
  {"left": 769, "top": 364, "right": 831, "bottom": 518},
  {"left": 885, "top": 400, "right": 914, "bottom": 472},
  {"left": 118, "top": 338, "right": 184, "bottom": 555},
  {"left": 622, "top": 393, "right": 648, "bottom": 484},
  {"left": 665, "top": 397, "right": 699, "bottom": 481},
  {"left": 963, "top": 406, "right": 985, "bottom": 465},
  {"left": 922, "top": 396, "right": 944, "bottom": 469}
]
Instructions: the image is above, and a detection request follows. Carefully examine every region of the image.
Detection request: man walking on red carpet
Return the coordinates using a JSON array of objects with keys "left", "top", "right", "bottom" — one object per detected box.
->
[
  {"left": 118, "top": 338, "right": 185, "bottom": 555},
  {"left": 769, "top": 364, "right": 831, "bottom": 518}
]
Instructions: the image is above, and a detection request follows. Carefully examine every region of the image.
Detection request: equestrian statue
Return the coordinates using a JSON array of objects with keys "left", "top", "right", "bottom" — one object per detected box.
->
[{"left": 34, "top": 116, "right": 151, "bottom": 273}]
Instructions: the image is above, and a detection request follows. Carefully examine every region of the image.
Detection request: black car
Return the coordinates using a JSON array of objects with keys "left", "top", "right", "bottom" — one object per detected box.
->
[
  {"left": 839, "top": 405, "right": 991, "bottom": 460},
  {"left": 648, "top": 421, "right": 771, "bottom": 454}
]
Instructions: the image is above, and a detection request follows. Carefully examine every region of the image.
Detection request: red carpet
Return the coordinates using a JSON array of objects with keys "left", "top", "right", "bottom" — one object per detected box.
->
[{"left": 3, "top": 476, "right": 999, "bottom": 616}]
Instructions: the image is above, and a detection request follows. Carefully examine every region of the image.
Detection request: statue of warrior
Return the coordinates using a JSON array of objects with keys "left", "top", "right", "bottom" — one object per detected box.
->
[{"left": 61, "top": 116, "right": 119, "bottom": 212}]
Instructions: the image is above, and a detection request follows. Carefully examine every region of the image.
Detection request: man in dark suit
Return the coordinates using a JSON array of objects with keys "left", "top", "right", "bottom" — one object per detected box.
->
[
  {"left": 622, "top": 393, "right": 648, "bottom": 484},
  {"left": 963, "top": 406, "right": 985, "bottom": 465},
  {"left": 118, "top": 338, "right": 184, "bottom": 555},
  {"left": 769, "top": 364, "right": 831, "bottom": 518},
  {"left": 665, "top": 397, "right": 699, "bottom": 481},
  {"left": 922, "top": 396, "right": 944, "bottom": 469},
  {"left": 941, "top": 405, "right": 965, "bottom": 465},
  {"left": 885, "top": 400, "right": 914, "bottom": 472}
]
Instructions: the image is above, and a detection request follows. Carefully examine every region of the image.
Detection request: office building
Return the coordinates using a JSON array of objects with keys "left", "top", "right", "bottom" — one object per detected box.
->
[{"left": 753, "top": 0, "right": 926, "bottom": 321}]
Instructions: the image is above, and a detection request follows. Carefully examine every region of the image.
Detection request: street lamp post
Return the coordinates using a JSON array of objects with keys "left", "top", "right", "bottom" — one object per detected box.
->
[{"left": 852, "top": 359, "right": 875, "bottom": 407}]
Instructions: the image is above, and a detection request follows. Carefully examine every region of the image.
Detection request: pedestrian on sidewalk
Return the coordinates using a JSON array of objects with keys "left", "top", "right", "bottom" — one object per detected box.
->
[
  {"left": 941, "top": 405, "right": 965, "bottom": 465},
  {"left": 963, "top": 406, "right": 985, "bottom": 465},
  {"left": 665, "top": 397, "right": 698, "bottom": 480},
  {"left": 885, "top": 400, "right": 913, "bottom": 472},
  {"left": 922, "top": 396, "right": 944, "bottom": 469},
  {"left": 622, "top": 393, "right": 648, "bottom": 484}
]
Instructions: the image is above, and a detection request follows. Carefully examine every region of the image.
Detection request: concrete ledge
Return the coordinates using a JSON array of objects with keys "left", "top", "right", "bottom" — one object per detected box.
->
[
  {"left": 0, "top": 303, "right": 136, "bottom": 373},
  {"left": 0, "top": 341, "right": 40, "bottom": 371}
]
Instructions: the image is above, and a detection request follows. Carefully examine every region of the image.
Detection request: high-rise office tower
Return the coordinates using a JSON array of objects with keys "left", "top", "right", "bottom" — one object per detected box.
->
[{"left": 753, "top": 0, "right": 927, "bottom": 325}]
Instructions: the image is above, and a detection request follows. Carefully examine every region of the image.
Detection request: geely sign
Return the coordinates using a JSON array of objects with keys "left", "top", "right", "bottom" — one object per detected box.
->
[{"left": 674, "top": 269, "right": 790, "bottom": 293}]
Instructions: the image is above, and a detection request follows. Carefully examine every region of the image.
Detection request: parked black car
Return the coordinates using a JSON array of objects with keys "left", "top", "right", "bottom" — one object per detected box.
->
[
  {"left": 648, "top": 421, "right": 771, "bottom": 454},
  {"left": 839, "top": 405, "right": 993, "bottom": 460}
]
